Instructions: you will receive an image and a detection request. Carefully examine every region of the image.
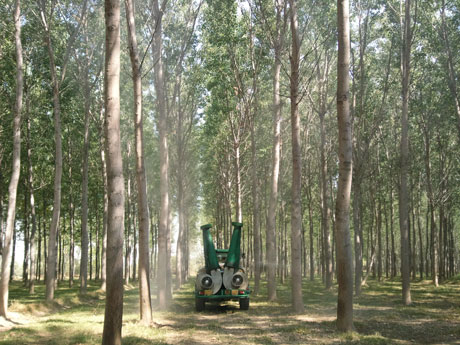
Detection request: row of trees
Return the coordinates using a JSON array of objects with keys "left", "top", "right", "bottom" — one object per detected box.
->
[{"left": 1, "top": 0, "right": 459, "bottom": 341}]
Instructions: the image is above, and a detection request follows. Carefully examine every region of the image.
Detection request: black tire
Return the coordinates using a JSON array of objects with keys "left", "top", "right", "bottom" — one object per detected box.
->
[
  {"left": 239, "top": 298, "right": 249, "bottom": 310},
  {"left": 195, "top": 297, "right": 205, "bottom": 312}
]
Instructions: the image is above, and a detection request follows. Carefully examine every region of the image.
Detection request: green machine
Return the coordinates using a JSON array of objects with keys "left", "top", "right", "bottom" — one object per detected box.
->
[{"left": 195, "top": 222, "right": 250, "bottom": 311}]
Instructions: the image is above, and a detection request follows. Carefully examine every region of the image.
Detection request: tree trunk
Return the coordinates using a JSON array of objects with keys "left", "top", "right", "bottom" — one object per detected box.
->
[
  {"left": 27, "top": 111, "right": 38, "bottom": 294},
  {"left": 80, "top": 62, "right": 91, "bottom": 294},
  {"left": 377, "top": 198, "right": 383, "bottom": 281},
  {"left": 96, "top": 209, "right": 100, "bottom": 280},
  {"left": 288, "top": 0, "right": 304, "bottom": 313},
  {"left": 100, "top": 114, "right": 108, "bottom": 292},
  {"left": 43, "top": 14, "right": 63, "bottom": 304},
  {"left": 353, "top": 180, "right": 363, "bottom": 295},
  {"left": 416, "top": 204, "right": 424, "bottom": 280},
  {"left": 399, "top": 0, "right": 412, "bottom": 305},
  {"left": 68, "top": 134, "right": 75, "bottom": 288},
  {"left": 336, "top": 0, "right": 353, "bottom": 332},
  {"left": 390, "top": 188, "right": 396, "bottom": 278},
  {"left": 10, "top": 230, "right": 16, "bottom": 282},
  {"left": 319, "top": 113, "right": 333, "bottom": 289},
  {"left": 23, "top": 190, "right": 29, "bottom": 285},
  {"left": 266, "top": 8, "right": 283, "bottom": 301},
  {"left": 153, "top": 0, "right": 170, "bottom": 310},
  {"left": 102, "top": 0, "right": 124, "bottom": 343},
  {"left": 422, "top": 126, "right": 438, "bottom": 286},
  {"left": 251, "top": 118, "right": 261, "bottom": 295},
  {"left": 0, "top": 0, "right": 23, "bottom": 317}
]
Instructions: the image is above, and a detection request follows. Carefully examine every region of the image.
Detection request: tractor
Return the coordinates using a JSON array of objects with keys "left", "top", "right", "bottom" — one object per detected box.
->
[{"left": 195, "top": 222, "right": 250, "bottom": 311}]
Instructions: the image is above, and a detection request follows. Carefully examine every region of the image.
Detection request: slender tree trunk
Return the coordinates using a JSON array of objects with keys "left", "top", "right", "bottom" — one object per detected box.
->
[
  {"left": 377, "top": 198, "right": 383, "bottom": 281},
  {"left": 266, "top": 28, "right": 282, "bottom": 303},
  {"left": 251, "top": 118, "right": 261, "bottom": 295},
  {"left": 68, "top": 135, "right": 75, "bottom": 288},
  {"left": 131, "top": 205, "right": 137, "bottom": 281},
  {"left": 288, "top": 0, "right": 304, "bottom": 313},
  {"left": 37, "top": 212, "right": 41, "bottom": 281},
  {"left": 43, "top": 15, "right": 63, "bottom": 303},
  {"left": 89, "top": 225, "right": 93, "bottom": 281},
  {"left": 319, "top": 113, "right": 333, "bottom": 289},
  {"left": 10, "top": 230, "right": 16, "bottom": 282},
  {"left": 100, "top": 116, "right": 108, "bottom": 292},
  {"left": 399, "top": 0, "right": 412, "bottom": 305},
  {"left": 234, "top": 144, "right": 243, "bottom": 223},
  {"left": 0, "top": 0, "right": 23, "bottom": 317},
  {"left": 422, "top": 127, "right": 438, "bottom": 286},
  {"left": 27, "top": 112, "right": 38, "bottom": 294},
  {"left": 353, "top": 180, "right": 363, "bottom": 295},
  {"left": 80, "top": 62, "right": 91, "bottom": 295},
  {"left": 23, "top": 191, "right": 29, "bottom": 285},
  {"left": 102, "top": 0, "right": 124, "bottom": 343},
  {"left": 417, "top": 204, "right": 424, "bottom": 280},
  {"left": 96, "top": 209, "right": 100, "bottom": 280},
  {"left": 336, "top": 0, "right": 353, "bottom": 332},
  {"left": 153, "top": 0, "right": 170, "bottom": 310},
  {"left": 309, "top": 197, "right": 315, "bottom": 281},
  {"left": 390, "top": 188, "right": 396, "bottom": 278},
  {"left": 384, "top": 202, "right": 390, "bottom": 279}
]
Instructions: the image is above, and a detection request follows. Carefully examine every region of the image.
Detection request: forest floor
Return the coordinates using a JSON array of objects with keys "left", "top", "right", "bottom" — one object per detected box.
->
[{"left": 0, "top": 276, "right": 459, "bottom": 345}]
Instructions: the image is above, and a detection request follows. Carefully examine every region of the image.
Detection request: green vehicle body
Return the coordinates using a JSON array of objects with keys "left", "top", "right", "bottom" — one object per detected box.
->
[{"left": 195, "top": 222, "right": 250, "bottom": 311}]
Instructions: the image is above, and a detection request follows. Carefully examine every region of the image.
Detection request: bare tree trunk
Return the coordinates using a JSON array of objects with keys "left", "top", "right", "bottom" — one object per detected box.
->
[
  {"left": 377, "top": 198, "right": 383, "bottom": 281},
  {"left": 23, "top": 191, "right": 29, "bottom": 285},
  {"left": 10, "top": 230, "right": 16, "bottom": 282},
  {"left": 102, "top": 0, "right": 124, "bottom": 343},
  {"left": 336, "top": 0, "right": 353, "bottom": 332},
  {"left": 27, "top": 111, "right": 37, "bottom": 294},
  {"left": 251, "top": 118, "right": 261, "bottom": 295},
  {"left": 123, "top": 0, "right": 153, "bottom": 311},
  {"left": 416, "top": 204, "right": 424, "bottom": 280},
  {"left": 100, "top": 115, "right": 108, "bottom": 292},
  {"left": 153, "top": 0, "right": 170, "bottom": 310},
  {"left": 41, "top": 11, "right": 63, "bottom": 302},
  {"left": 266, "top": 3, "right": 284, "bottom": 301},
  {"left": 96, "top": 210, "right": 100, "bottom": 280},
  {"left": 288, "top": 0, "right": 304, "bottom": 313},
  {"left": 390, "top": 188, "right": 397, "bottom": 278},
  {"left": 234, "top": 144, "right": 243, "bottom": 223},
  {"left": 80, "top": 59, "right": 91, "bottom": 295},
  {"left": 353, "top": 180, "right": 363, "bottom": 295},
  {"left": 319, "top": 113, "right": 333, "bottom": 289},
  {"left": 123, "top": 2, "right": 153, "bottom": 313},
  {"left": 422, "top": 126, "right": 438, "bottom": 286},
  {"left": 68, "top": 134, "right": 75, "bottom": 288},
  {"left": 0, "top": 0, "right": 23, "bottom": 316},
  {"left": 399, "top": 0, "right": 412, "bottom": 305}
]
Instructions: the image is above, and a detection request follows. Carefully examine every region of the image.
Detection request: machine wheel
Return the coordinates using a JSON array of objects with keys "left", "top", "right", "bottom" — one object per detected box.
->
[
  {"left": 239, "top": 298, "right": 249, "bottom": 310},
  {"left": 195, "top": 297, "right": 205, "bottom": 312}
]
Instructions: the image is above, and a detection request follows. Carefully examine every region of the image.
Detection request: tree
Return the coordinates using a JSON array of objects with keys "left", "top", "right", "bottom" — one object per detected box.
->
[
  {"left": 153, "top": 0, "right": 171, "bottom": 310},
  {"left": 263, "top": 0, "right": 287, "bottom": 302},
  {"left": 399, "top": 0, "right": 412, "bottom": 305},
  {"left": 38, "top": 0, "right": 88, "bottom": 301},
  {"left": 102, "top": 0, "right": 124, "bottom": 343},
  {"left": 336, "top": 0, "right": 353, "bottom": 332},
  {"left": 124, "top": 0, "right": 152, "bottom": 324},
  {"left": 288, "top": 0, "right": 304, "bottom": 313},
  {"left": 0, "top": 0, "right": 23, "bottom": 317}
]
